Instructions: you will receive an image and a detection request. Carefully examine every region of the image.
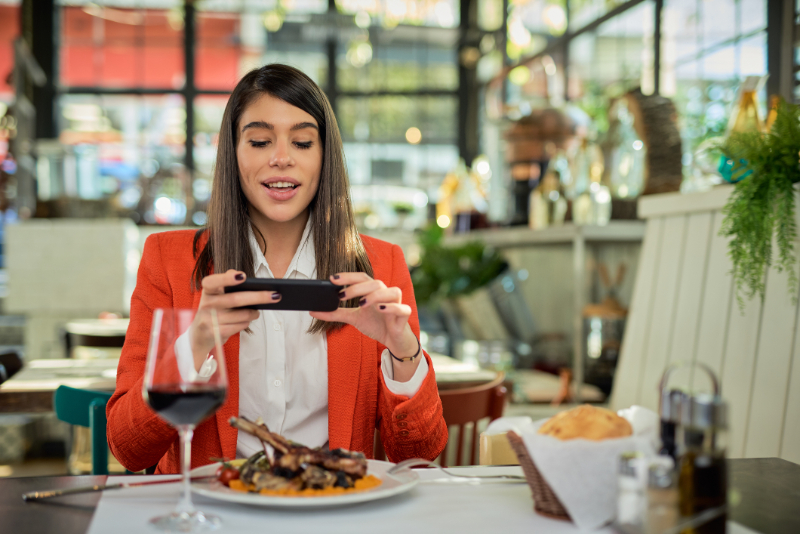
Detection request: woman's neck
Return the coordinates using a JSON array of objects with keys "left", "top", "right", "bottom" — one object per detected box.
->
[{"left": 251, "top": 211, "right": 309, "bottom": 279}]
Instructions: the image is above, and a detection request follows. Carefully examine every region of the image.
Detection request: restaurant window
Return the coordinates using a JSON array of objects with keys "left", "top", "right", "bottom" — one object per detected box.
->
[
  {"left": 335, "top": 0, "right": 459, "bottom": 28},
  {"left": 567, "top": 1, "right": 655, "bottom": 133},
  {"left": 0, "top": 0, "right": 21, "bottom": 174},
  {"left": 47, "top": 1, "right": 461, "bottom": 227},
  {"left": 0, "top": 1, "right": 20, "bottom": 102},
  {"left": 660, "top": 0, "right": 767, "bottom": 184},
  {"left": 337, "top": 29, "right": 458, "bottom": 93},
  {"left": 59, "top": 1, "right": 185, "bottom": 90},
  {"left": 569, "top": 0, "right": 628, "bottom": 31},
  {"left": 54, "top": 94, "right": 188, "bottom": 223}
]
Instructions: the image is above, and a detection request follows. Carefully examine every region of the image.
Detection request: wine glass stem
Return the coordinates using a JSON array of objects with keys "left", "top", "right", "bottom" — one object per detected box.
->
[{"left": 176, "top": 425, "right": 195, "bottom": 515}]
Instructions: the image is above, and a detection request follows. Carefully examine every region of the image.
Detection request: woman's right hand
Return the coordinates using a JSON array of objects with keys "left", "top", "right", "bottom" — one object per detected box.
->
[{"left": 189, "top": 270, "right": 280, "bottom": 370}]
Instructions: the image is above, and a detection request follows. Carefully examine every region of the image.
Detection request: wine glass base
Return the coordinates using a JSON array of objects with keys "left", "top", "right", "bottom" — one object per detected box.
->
[{"left": 149, "top": 511, "right": 221, "bottom": 532}]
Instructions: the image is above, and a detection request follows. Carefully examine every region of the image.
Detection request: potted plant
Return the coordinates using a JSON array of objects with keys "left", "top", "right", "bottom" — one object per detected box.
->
[{"left": 720, "top": 98, "right": 800, "bottom": 307}]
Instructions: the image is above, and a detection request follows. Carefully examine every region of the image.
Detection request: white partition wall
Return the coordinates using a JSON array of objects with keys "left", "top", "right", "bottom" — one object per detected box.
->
[
  {"left": 4, "top": 220, "right": 187, "bottom": 360},
  {"left": 610, "top": 186, "right": 800, "bottom": 463}
]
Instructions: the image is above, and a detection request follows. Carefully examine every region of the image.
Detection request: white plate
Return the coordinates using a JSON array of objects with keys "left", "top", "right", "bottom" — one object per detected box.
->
[{"left": 190, "top": 459, "right": 418, "bottom": 508}]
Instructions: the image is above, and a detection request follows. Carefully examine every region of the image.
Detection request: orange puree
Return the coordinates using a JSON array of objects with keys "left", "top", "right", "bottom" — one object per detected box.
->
[{"left": 228, "top": 475, "right": 382, "bottom": 497}]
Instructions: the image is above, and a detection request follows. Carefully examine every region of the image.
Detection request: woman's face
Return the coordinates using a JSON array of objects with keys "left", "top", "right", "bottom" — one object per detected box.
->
[{"left": 236, "top": 93, "right": 322, "bottom": 229}]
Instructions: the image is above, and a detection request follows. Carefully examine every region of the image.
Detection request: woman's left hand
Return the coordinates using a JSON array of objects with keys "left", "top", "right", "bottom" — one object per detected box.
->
[{"left": 309, "top": 273, "right": 419, "bottom": 360}]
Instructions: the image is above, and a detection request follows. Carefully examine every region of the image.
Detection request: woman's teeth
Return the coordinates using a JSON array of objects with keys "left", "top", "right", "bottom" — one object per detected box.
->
[{"left": 266, "top": 182, "right": 297, "bottom": 189}]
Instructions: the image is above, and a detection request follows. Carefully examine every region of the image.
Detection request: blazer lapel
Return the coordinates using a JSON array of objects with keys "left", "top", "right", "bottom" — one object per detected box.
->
[{"left": 326, "top": 325, "right": 362, "bottom": 449}]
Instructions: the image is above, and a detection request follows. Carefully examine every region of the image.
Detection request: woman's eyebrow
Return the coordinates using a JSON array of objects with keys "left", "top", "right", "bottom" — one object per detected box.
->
[
  {"left": 241, "top": 121, "right": 318, "bottom": 133},
  {"left": 241, "top": 121, "right": 272, "bottom": 132},
  {"left": 290, "top": 122, "right": 318, "bottom": 131}
]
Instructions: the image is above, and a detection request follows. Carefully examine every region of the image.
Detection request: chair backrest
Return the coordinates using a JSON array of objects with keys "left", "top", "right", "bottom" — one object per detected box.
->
[
  {"left": 438, "top": 372, "right": 507, "bottom": 467},
  {"left": 611, "top": 186, "right": 800, "bottom": 463},
  {"left": 63, "top": 318, "right": 128, "bottom": 358},
  {"left": 53, "top": 385, "right": 113, "bottom": 475},
  {"left": 0, "top": 351, "right": 23, "bottom": 384}
]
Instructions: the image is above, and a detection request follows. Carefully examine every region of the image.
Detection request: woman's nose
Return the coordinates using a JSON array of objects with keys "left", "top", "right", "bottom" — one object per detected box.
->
[{"left": 269, "top": 140, "right": 292, "bottom": 167}]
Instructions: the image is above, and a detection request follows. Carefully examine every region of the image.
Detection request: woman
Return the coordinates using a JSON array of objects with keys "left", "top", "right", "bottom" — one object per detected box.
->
[{"left": 106, "top": 64, "right": 448, "bottom": 474}]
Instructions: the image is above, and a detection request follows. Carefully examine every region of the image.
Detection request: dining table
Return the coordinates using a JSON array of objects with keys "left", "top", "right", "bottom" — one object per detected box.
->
[
  {"left": 1, "top": 458, "right": 797, "bottom": 534},
  {"left": 0, "top": 353, "right": 500, "bottom": 414}
]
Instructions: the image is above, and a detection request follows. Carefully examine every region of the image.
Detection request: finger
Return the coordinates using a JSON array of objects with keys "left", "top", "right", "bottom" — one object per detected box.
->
[
  {"left": 338, "top": 279, "right": 386, "bottom": 302},
  {"left": 309, "top": 307, "right": 358, "bottom": 325},
  {"left": 202, "top": 269, "right": 247, "bottom": 295},
  {"left": 357, "top": 286, "right": 402, "bottom": 307},
  {"left": 376, "top": 302, "right": 412, "bottom": 318},
  {"left": 329, "top": 272, "right": 373, "bottom": 287},
  {"left": 204, "top": 290, "right": 280, "bottom": 310}
]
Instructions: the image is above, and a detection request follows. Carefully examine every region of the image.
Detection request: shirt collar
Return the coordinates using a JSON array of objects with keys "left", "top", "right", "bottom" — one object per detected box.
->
[{"left": 248, "top": 215, "right": 316, "bottom": 279}]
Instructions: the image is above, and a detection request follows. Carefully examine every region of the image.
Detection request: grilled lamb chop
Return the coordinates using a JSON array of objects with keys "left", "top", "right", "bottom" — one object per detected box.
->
[
  {"left": 300, "top": 465, "right": 337, "bottom": 489},
  {"left": 239, "top": 451, "right": 270, "bottom": 486},
  {"left": 229, "top": 417, "right": 368, "bottom": 478},
  {"left": 252, "top": 471, "right": 303, "bottom": 492}
]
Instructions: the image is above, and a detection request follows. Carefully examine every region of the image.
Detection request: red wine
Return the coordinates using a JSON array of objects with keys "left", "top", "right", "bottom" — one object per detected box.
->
[{"left": 146, "top": 386, "right": 226, "bottom": 427}]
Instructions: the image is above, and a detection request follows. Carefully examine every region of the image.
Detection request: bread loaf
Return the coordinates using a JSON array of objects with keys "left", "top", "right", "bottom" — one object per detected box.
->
[{"left": 538, "top": 404, "right": 632, "bottom": 441}]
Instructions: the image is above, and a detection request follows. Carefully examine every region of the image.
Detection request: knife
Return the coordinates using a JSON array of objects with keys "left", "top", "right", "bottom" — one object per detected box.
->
[{"left": 22, "top": 475, "right": 218, "bottom": 501}]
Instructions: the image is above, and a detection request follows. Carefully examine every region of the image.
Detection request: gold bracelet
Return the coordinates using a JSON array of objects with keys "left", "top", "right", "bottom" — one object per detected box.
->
[{"left": 388, "top": 336, "right": 421, "bottom": 363}]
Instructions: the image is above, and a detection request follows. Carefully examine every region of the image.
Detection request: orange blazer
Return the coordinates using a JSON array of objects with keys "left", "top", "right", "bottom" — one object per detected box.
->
[{"left": 106, "top": 230, "right": 448, "bottom": 474}]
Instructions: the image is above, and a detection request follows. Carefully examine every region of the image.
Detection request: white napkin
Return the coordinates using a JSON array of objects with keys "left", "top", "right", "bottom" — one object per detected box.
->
[
  {"left": 520, "top": 406, "right": 659, "bottom": 532},
  {"left": 485, "top": 416, "right": 536, "bottom": 436}
]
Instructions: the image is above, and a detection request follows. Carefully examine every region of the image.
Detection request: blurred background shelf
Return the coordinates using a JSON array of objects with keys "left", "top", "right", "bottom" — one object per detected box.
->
[{"left": 442, "top": 222, "right": 645, "bottom": 403}]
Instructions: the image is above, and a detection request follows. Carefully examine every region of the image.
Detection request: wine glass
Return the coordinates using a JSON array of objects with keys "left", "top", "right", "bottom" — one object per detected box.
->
[{"left": 143, "top": 308, "right": 227, "bottom": 532}]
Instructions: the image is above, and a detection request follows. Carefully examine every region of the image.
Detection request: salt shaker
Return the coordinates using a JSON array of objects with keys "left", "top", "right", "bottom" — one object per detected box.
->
[
  {"left": 617, "top": 451, "right": 648, "bottom": 532},
  {"left": 645, "top": 459, "right": 679, "bottom": 534}
]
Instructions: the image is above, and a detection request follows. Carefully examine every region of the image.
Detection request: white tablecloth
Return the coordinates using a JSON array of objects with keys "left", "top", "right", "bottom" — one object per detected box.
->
[
  {"left": 87, "top": 466, "right": 609, "bottom": 534},
  {"left": 86, "top": 466, "right": 761, "bottom": 534}
]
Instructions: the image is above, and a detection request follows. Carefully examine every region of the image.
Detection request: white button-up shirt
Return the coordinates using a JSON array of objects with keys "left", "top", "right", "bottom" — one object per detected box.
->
[{"left": 178, "top": 217, "right": 428, "bottom": 459}]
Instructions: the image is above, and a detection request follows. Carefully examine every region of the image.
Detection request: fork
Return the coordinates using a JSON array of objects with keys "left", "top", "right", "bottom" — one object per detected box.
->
[{"left": 386, "top": 458, "right": 526, "bottom": 482}]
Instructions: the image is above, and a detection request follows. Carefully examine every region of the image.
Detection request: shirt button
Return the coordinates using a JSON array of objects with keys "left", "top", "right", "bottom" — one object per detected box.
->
[
  {"left": 273, "top": 379, "right": 282, "bottom": 387},
  {"left": 399, "top": 430, "right": 409, "bottom": 437},
  {"left": 273, "top": 323, "right": 281, "bottom": 331},
  {"left": 396, "top": 413, "right": 407, "bottom": 420},
  {"left": 397, "top": 421, "right": 407, "bottom": 428}
]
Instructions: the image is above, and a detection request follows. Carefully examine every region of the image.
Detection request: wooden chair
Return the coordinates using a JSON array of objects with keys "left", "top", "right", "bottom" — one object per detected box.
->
[
  {"left": 53, "top": 385, "right": 113, "bottom": 475},
  {"left": 439, "top": 372, "right": 507, "bottom": 466},
  {"left": 375, "top": 372, "right": 507, "bottom": 466}
]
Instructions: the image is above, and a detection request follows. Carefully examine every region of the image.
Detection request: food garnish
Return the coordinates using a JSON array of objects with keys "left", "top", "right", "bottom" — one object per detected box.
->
[{"left": 223, "top": 416, "right": 381, "bottom": 496}]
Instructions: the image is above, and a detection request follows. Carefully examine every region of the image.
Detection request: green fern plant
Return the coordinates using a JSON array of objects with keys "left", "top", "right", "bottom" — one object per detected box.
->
[{"left": 720, "top": 98, "right": 800, "bottom": 308}]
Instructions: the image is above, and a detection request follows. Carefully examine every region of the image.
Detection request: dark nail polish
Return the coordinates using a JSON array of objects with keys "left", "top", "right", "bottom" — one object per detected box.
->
[
  {"left": 379, "top": 305, "right": 386, "bottom": 310},
  {"left": 359, "top": 298, "right": 366, "bottom": 306},
  {"left": 333, "top": 274, "right": 340, "bottom": 280},
  {"left": 235, "top": 273, "right": 244, "bottom": 281},
  {"left": 339, "top": 289, "right": 346, "bottom": 299},
  {"left": 272, "top": 292, "right": 280, "bottom": 299}
]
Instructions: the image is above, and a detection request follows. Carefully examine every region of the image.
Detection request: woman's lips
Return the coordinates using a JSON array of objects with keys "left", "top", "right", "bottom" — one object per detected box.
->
[{"left": 262, "top": 182, "right": 299, "bottom": 201}]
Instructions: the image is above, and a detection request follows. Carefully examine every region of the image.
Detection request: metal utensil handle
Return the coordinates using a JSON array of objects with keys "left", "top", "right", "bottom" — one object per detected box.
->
[
  {"left": 21, "top": 475, "right": 214, "bottom": 501},
  {"left": 22, "top": 482, "right": 126, "bottom": 501},
  {"left": 387, "top": 458, "right": 526, "bottom": 481}
]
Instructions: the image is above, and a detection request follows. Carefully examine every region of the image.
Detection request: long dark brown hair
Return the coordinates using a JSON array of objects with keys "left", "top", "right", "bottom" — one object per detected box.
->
[{"left": 192, "top": 64, "right": 373, "bottom": 334}]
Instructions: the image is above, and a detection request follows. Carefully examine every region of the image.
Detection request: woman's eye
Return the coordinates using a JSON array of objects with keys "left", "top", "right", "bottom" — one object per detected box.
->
[
  {"left": 249, "top": 140, "right": 268, "bottom": 148},
  {"left": 295, "top": 141, "right": 313, "bottom": 150}
]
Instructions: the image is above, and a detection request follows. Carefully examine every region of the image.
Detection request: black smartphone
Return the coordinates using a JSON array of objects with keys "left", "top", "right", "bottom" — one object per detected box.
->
[{"left": 224, "top": 278, "right": 340, "bottom": 311}]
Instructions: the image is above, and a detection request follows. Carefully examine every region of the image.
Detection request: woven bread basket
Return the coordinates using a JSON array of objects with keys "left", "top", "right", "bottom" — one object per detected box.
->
[{"left": 506, "top": 430, "right": 571, "bottom": 521}]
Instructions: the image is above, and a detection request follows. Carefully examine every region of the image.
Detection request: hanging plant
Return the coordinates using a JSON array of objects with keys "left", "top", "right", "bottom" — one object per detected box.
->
[{"left": 719, "top": 98, "right": 800, "bottom": 308}]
